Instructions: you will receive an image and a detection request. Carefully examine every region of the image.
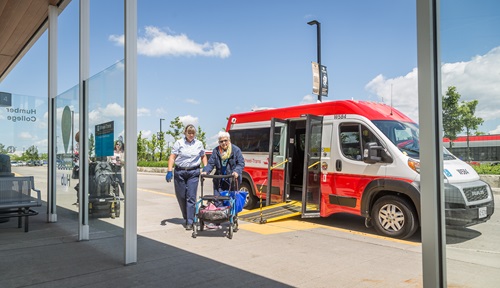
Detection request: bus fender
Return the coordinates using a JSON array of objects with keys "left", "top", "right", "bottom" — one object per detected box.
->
[{"left": 360, "top": 179, "right": 421, "bottom": 221}]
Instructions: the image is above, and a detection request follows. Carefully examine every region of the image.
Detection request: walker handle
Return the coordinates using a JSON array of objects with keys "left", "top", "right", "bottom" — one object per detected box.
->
[
  {"left": 200, "top": 174, "right": 236, "bottom": 186},
  {"left": 201, "top": 174, "right": 235, "bottom": 180}
]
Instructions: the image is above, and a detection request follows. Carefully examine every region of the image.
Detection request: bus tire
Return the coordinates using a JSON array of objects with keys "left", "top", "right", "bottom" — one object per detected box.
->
[
  {"left": 240, "top": 181, "right": 257, "bottom": 209},
  {"left": 371, "top": 195, "right": 418, "bottom": 239}
]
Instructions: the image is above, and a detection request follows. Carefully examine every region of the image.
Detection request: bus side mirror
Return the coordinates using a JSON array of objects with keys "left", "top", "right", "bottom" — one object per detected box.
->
[{"left": 363, "top": 142, "right": 393, "bottom": 164}]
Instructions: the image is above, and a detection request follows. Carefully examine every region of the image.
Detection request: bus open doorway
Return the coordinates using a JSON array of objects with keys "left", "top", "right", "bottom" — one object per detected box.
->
[{"left": 238, "top": 115, "right": 323, "bottom": 223}]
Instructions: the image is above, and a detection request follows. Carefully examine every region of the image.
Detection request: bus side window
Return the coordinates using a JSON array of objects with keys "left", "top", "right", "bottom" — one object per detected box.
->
[
  {"left": 339, "top": 124, "right": 362, "bottom": 161},
  {"left": 231, "top": 128, "right": 270, "bottom": 153},
  {"left": 361, "top": 126, "right": 380, "bottom": 150}
]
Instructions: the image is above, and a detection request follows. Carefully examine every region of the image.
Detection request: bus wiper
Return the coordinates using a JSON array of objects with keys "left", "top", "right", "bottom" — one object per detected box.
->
[{"left": 400, "top": 147, "right": 419, "bottom": 154}]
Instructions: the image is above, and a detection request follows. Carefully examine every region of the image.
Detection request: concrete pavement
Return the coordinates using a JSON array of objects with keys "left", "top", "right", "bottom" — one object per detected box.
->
[{"left": 1, "top": 172, "right": 499, "bottom": 287}]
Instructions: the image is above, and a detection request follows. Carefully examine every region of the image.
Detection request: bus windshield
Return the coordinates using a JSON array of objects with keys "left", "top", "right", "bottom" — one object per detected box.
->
[{"left": 372, "top": 120, "right": 456, "bottom": 160}]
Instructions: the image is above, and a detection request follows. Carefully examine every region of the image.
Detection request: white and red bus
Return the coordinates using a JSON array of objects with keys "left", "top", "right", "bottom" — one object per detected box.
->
[{"left": 226, "top": 100, "right": 495, "bottom": 239}]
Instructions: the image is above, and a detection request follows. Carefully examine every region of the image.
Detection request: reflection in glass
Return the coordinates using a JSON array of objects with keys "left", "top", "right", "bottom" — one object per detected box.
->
[
  {"left": 55, "top": 60, "right": 125, "bottom": 227},
  {"left": 0, "top": 93, "right": 48, "bottom": 219},
  {"left": 441, "top": 1, "right": 500, "bottom": 286}
]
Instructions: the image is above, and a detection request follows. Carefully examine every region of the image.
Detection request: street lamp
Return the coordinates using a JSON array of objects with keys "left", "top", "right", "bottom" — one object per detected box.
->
[
  {"left": 308, "top": 20, "right": 322, "bottom": 102},
  {"left": 159, "top": 118, "right": 165, "bottom": 161}
]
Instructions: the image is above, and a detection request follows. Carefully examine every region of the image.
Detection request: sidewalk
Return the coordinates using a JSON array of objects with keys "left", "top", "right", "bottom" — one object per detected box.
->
[
  {"left": 1, "top": 173, "right": 498, "bottom": 287},
  {"left": 0, "top": 180, "right": 424, "bottom": 288}
]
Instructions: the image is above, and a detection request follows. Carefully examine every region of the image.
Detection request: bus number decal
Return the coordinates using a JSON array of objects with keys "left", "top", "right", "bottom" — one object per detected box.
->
[{"left": 334, "top": 114, "right": 346, "bottom": 119}]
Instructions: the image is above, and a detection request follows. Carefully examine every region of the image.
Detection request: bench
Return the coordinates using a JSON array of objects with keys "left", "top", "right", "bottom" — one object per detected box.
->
[{"left": 0, "top": 176, "right": 42, "bottom": 232}]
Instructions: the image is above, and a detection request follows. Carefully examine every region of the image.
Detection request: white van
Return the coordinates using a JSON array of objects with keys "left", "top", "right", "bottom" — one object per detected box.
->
[{"left": 226, "top": 100, "right": 495, "bottom": 239}]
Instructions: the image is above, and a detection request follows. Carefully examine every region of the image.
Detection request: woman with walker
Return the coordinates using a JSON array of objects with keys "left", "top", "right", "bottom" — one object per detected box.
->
[{"left": 201, "top": 131, "right": 245, "bottom": 228}]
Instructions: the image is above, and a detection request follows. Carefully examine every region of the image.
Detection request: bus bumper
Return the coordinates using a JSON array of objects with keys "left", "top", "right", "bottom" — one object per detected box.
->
[{"left": 444, "top": 180, "right": 495, "bottom": 227}]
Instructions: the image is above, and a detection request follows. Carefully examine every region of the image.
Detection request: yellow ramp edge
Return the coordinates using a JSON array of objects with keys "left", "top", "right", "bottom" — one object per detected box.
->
[{"left": 238, "top": 200, "right": 302, "bottom": 223}]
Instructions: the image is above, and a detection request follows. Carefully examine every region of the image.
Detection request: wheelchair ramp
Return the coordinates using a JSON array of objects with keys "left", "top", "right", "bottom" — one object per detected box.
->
[{"left": 237, "top": 201, "right": 302, "bottom": 223}]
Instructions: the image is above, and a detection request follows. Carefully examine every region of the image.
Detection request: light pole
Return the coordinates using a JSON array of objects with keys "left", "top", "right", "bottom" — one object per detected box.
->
[
  {"left": 308, "top": 20, "right": 322, "bottom": 102},
  {"left": 159, "top": 118, "right": 165, "bottom": 161}
]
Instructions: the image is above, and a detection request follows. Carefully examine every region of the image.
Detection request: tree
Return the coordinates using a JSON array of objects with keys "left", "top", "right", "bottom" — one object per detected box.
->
[
  {"left": 197, "top": 125, "right": 207, "bottom": 148},
  {"left": 166, "top": 117, "right": 184, "bottom": 141},
  {"left": 442, "top": 86, "right": 463, "bottom": 151},
  {"left": 147, "top": 134, "right": 158, "bottom": 161},
  {"left": 137, "top": 131, "right": 147, "bottom": 161},
  {"left": 0, "top": 143, "right": 7, "bottom": 154},
  {"left": 460, "top": 99, "right": 483, "bottom": 161},
  {"left": 24, "top": 145, "right": 39, "bottom": 162},
  {"left": 136, "top": 117, "right": 209, "bottom": 163},
  {"left": 158, "top": 131, "right": 166, "bottom": 161},
  {"left": 89, "top": 133, "right": 95, "bottom": 158},
  {"left": 163, "top": 117, "right": 184, "bottom": 159}
]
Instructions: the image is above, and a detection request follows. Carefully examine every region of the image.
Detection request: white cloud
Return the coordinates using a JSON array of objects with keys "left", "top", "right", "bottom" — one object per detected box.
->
[
  {"left": 251, "top": 106, "right": 275, "bottom": 111},
  {"left": 365, "top": 46, "right": 500, "bottom": 131},
  {"left": 137, "top": 107, "right": 150, "bottom": 117},
  {"left": 103, "top": 103, "right": 124, "bottom": 117},
  {"left": 186, "top": 99, "right": 199, "bottom": 105},
  {"left": 154, "top": 107, "right": 167, "bottom": 117},
  {"left": 109, "top": 26, "right": 231, "bottom": 58},
  {"left": 179, "top": 115, "right": 199, "bottom": 127},
  {"left": 365, "top": 68, "right": 419, "bottom": 121},
  {"left": 35, "top": 138, "right": 47, "bottom": 149},
  {"left": 489, "top": 125, "right": 500, "bottom": 134},
  {"left": 141, "top": 130, "right": 152, "bottom": 139},
  {"left": 18, "top": 132, "right": 33, "bottom": 140},
  {"left": 88, "top": 103, "right": 124, "bottom": 126},
  {"left": 300, "top": 94, "right": 317, "bottom": 104}
]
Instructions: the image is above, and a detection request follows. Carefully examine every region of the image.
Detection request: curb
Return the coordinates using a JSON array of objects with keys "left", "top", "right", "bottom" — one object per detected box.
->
[{"left": 137, "top": 167, "right": 168, "bottom": 174}]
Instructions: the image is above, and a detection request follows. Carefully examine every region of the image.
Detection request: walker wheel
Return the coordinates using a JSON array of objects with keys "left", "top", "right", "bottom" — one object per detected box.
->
[
  {"left": 192, "top": 224, "right": 197, "bottom": 238},
  {"left": 227, "top": 224, "right": 233, "bottom": 239},
  {"left": 199, "top": 220, "right": 204, "bottom": 231},
  {"left": 234, "top": 220, "right": 239, "bottom": 232}
]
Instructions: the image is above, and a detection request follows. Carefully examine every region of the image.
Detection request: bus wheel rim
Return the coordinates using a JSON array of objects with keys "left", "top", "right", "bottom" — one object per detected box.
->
[{"left": 378, "top": 203, "right": 405, "bottom": 232}]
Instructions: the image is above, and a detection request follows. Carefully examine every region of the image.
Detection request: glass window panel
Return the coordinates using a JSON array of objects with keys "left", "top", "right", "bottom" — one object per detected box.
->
[
  {"left": 0, "top": 92, "right": 48, "bottom": 208},
  {"left": 441, "top": 1, "right": 500, "bottom": 286}
]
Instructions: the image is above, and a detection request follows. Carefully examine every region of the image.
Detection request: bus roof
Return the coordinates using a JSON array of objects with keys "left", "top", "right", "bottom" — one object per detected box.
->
[{"left": 227, "top": 100, "right": 414, "bottom": 129}]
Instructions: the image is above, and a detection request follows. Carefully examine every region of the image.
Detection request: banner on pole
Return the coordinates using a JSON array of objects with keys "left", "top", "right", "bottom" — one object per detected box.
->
[
  {"left": 312, "top": 62, "right": 320, "bottom": 95},
  {"left": 311, "top": 63, "right": 328, "bottom": 97},
  {"left": 320, "top": 65, "right": 328, "bottom": 97}
]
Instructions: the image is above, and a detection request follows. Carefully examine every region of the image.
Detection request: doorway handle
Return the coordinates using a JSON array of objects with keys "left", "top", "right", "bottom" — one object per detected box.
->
[{"left": 336, "top": 159, "right": 342, "bottom": 171}]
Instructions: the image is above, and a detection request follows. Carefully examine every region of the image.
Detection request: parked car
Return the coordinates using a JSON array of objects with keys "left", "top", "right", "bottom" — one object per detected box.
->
[{"left": 27, "top": 160, "right": 42, "bottom": 166}]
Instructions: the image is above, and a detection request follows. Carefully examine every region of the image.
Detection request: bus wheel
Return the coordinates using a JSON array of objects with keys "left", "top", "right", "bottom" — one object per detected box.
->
[
  {"left": 371, "top": 195, "right": 418, "bottom": 239},
  {"left": 240, "top": 181, "right": 257, "bottom": 209}
]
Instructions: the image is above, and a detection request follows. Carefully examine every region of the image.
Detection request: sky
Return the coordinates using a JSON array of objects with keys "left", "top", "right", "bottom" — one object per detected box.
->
[{"left": 1, "top": 0, "right": 499, "bottom": 153}]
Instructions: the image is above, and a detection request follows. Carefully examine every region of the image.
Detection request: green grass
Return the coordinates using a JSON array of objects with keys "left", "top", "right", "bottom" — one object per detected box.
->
[
  {"left": 472, "top": 163, "right": 500, "bottom": 175},
  {"left": 138, "top": 160, "right": 167, "bottom": 167}
]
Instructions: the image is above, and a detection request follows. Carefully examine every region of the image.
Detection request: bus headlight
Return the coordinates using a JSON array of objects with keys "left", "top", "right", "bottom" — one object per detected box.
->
[{"left": 408, "top": 158, "right": 420, "bottom": 174}]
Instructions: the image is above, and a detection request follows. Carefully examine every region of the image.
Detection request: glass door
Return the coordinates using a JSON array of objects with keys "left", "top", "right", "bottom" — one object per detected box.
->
[
  {"left": 302, "top": 115, "right": 323, "bottom": 217},
  {"left": 266, "top": 118, "right": 289, "bottom": 206}
]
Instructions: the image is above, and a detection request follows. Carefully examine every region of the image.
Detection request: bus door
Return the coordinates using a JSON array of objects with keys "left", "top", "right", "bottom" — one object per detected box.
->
[
  {"left": 301, "top": 115, "right": 323, "bottom": 217},
  {"left": 266, "top": 118, "right": 290, "bottom": 206}
]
